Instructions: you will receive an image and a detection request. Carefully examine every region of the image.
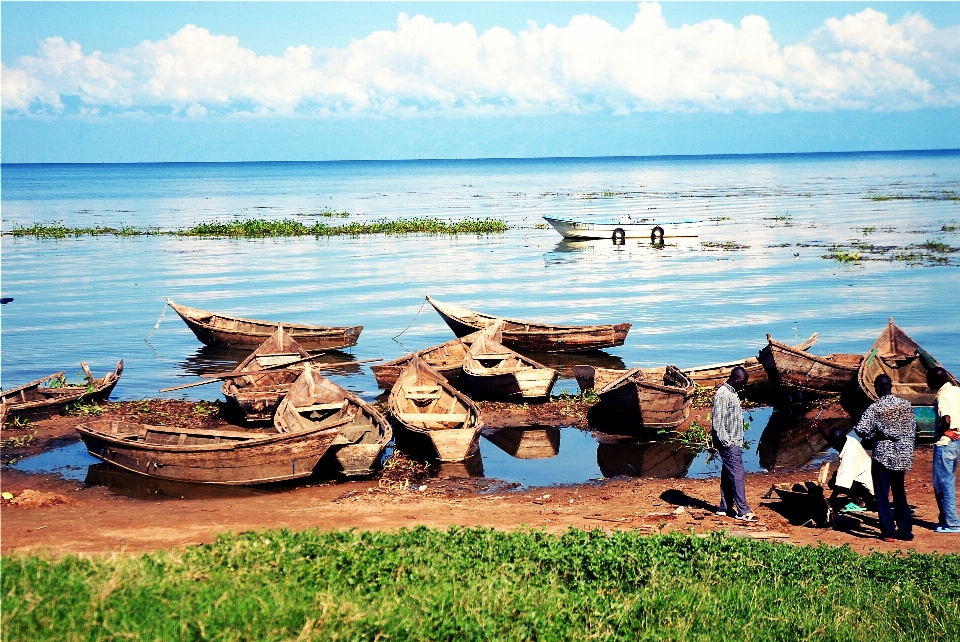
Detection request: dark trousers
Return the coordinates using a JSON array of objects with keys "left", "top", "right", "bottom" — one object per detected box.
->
[
  {"left": 871, "top": 461, "right": 912, "bottom": 539},
  {"left": 717, "top": 443, "right": 751, "bottom": 516}
]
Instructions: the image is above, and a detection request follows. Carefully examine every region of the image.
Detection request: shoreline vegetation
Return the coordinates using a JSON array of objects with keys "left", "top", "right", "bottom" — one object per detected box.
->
[
  {"left": 4, "top": 527, "right": 958, "bottom": 641},
  {"left": 5, "top": 217, "right": 509, "bottom": 239}
]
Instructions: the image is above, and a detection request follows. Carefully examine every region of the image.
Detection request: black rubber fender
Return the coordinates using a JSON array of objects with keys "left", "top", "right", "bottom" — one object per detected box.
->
[
  {"left": 612, "top": 227, "right": 626, "bottom": 245},
  {"left": 650, "top": 225, "right": 665, "bottom": 243}
]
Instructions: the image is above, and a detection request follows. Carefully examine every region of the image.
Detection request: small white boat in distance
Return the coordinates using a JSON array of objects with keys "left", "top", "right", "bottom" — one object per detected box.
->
[{"left": 543, "top": 216, "right": 702, "bottom": 240}]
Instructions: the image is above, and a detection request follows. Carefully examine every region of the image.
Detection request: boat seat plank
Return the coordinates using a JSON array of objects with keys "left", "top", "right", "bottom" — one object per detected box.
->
[
  {"left": 474, "top": 353, "right": 512, "bottom": 360},
  {"left": 405, "top": 392, "right": 442, "bottom": 400},
  {"left": 407, "top": 386, "right": 442, "bottom": 393},
  {"left": 398, "top": 412, "right": 469, "bottom": 423},
  {"left": 293, "top": 402, "right": 346, "bottom": 413}
]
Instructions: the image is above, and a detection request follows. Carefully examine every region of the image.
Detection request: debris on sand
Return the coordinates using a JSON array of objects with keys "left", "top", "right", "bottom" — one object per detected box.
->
[{"left": 5, "top": 488, "right": 69, "bottom": 508}]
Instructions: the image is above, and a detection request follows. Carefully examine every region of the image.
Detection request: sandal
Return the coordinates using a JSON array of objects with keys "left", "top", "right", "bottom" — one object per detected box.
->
[{"left": 734, "top": 512, "right": 759, "bottom": 523}]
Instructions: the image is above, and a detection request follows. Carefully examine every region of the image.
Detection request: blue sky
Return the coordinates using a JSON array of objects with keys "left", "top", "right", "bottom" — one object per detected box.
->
[{"left": 3, "top": 2, "right": 959, "bottom": 162}]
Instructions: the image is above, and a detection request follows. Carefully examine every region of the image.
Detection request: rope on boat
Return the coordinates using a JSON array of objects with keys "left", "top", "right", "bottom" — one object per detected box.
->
[
  {"left": 144, "top": 302, "right": 169, "bottom": 342},
  {"left": 392, "top": 297, "right": 427, "bottom": 339}
]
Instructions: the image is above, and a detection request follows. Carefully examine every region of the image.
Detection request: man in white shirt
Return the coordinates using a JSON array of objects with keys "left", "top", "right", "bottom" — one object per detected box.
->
[{"left": 928, "top": 367, "right": 960, "bottom": 533}]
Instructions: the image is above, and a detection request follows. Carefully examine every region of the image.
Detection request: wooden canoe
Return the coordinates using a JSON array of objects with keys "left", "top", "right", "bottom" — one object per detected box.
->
[
  {"left": 1, "top": 361, "right": 123, "bottom": 423},
  {"left": 221, "top": 326, "right": 311, "bottom": 423},
  {"left": 275, "top": 364, "right": 391, "bottom": 477},
  {"left": 166, "top": 298, "right": 362, "bottom": 351},
  {"left": 388, "top": 355, "right": 483, "bottom": 462},
  {"left": 76, "top": 418, "right": 339, "bottom": 485},
  {"left": 371, "top": 330, "right": 481, "bottom": 390},
  {"left": 462, "top": 323, "right": 559, "bottom": 400},
  {"left": 580, "top": 365, "right": 695, "bottom": 429},
  {"left": 858, "top": 318, "right": 959, "bottom": 405},
  {"left": 759, "top": 334, "right": 863, "bottom": 395},
  {"left": 483, "top": 426, "right": 560, "bottom": 459},
  {"left": 682, "top": 334, "right": 819, "bottom": 389},
  {"left": 426, "top": 295, "right": 630, "bottom": 352}
]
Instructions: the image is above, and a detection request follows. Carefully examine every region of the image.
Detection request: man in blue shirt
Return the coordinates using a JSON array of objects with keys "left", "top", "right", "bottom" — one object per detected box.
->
[{"left": 712, "top": 366, "right": 757, "bottom": 522}]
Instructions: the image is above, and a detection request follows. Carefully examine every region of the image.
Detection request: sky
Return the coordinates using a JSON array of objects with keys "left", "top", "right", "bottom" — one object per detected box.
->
[{"left": 2, "top": 1, "right": 959, "bottom": 162}]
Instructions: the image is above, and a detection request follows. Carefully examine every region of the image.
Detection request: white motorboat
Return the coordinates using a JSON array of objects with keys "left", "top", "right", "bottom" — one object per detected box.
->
[{"left": 543, "top": 216, "right": 702, "bottom": 240}]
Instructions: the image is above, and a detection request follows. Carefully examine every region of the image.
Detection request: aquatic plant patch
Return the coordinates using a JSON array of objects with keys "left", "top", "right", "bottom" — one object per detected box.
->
[
  {"left": 6, "top": 217, "right": 508, "bottom": 239},
  {"left": 821, "top": 239, "right": 959, "bottom": 266},
  {"left": 4, "top": 528, "right": 958, "bottom": 641}
]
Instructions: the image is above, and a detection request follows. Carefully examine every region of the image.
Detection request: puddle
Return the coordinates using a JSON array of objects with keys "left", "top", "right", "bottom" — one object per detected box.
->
[{"left": 10, "top": 406, "right": 841, "bottom": 494}]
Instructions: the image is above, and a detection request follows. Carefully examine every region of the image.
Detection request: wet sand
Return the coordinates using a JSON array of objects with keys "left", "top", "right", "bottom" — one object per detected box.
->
[{"left": 1, "top": 402, "right": 956, "bottom": 557}]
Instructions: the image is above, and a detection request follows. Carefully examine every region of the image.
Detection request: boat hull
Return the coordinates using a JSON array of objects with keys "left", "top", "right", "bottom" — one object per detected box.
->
[
  {"left": 543, "top": 216, "right": 702, "bottom": 240},
  {"left": 1, "top": 362, "right": 123, "bottom": 423},
  {"left": 427, "top": 296, "right": 630, "bottom": 353},
  {"left": 77, "top": 420, "right": 338, "bottom": 485},
  {"left": 464, "top": 368, "right": 558, "bottom": 399},
  {"left": 585, "top": 366, "right": 695, "bottom": 430},
  {"left": 167, "top": 299, "right": 361, "bottom": 351},
  {"left": 760, "top": 336, "right": 862, "bottom": 395}
]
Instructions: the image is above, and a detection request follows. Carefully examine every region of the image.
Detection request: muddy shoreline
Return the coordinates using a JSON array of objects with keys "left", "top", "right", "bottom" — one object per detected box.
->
[{"left": 1, "top": 400, "right": 955, "bottom": 556}]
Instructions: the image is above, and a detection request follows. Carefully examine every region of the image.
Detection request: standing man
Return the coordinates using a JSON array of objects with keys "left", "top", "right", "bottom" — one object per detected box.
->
[
  {"left": 712, "top": 366, "right": 757, "bottom": 522},
  {"left": 854, "top": 374, "right": 917, "bottom": 542},
  {"left": 928, "top": 367, "right": 960, "bottom": 534}
]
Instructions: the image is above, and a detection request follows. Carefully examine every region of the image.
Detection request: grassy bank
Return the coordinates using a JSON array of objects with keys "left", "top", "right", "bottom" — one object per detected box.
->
[
  {"left": 6, "top": 217, "right": 508, "bottom": 239},
  {"left": 4, "top": 528, "right": 958, "bottom": 641}
]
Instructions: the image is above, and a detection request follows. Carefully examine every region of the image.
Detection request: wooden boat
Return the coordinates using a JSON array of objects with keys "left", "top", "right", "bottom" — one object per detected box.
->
[
  {"left": 388, "top": 355, "right": 483, "bottom": 462},
  {"left": 462, "top": 324, "right": 559, "bottom": 400},
  {"left": 577, "top": 365, "right": 695, "bottom": 429},
  {"left": 543, "top": 216, "right": 702, "bottom": 240},
  {"left": 682, "top": 334, "right": 819, "bottom": 389},
  {"left": 759, "top": 334, "right": 863, "bottom": 395},
  {"left": 76, "top": 418, "right": 340, "bottom": 485},
  {"left": 483, "top": 426, "right": 560, "bottom": 459},
  {"left": 426, "top": 296, "right": 630, "bottom": 352},
  {"left": 166, "top": 298, "right": 362, "bottom": 351},
  {"left": 858, "top": 318, "right": 959, "bottom": 405},
  {"left": 275, "top": 364, "right": 391, "bottom": 477},
  {"left": 371, "top": 330, "right": 481, "bottom": 390},
  {"left": 221, "top": 326, "right": 311, "bottom": 423},
  {"left": 767, "top": 463, "right": 834, "bottom": 527},
  {"left": 1, "top": 361, "right": 123, "bottom": 423}
]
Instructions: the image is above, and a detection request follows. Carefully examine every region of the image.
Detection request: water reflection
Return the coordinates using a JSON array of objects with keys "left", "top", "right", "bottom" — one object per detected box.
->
[
  {"left": 84, "top": 464, "right": 281, "bottom": 500},
  {"left": 595, "top": 437, "right": 696, "bottom": 479},
  {"left": 429, "top": 452, "right": 485, "bottom": 479},
  {"left": 757, "top": 403, "right": 852, "bottom": 471},
  {"left": 179, "top": 346, "right": 363, "bottom": 379},
  {"left": 483, "top": 426, "right": 560, "bottom": 459}
]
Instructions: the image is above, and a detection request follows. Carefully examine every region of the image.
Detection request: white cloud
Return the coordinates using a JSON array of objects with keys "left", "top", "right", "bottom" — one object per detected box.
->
[{"left": 3, "top": 3, "right": 957, "bottom": 118}]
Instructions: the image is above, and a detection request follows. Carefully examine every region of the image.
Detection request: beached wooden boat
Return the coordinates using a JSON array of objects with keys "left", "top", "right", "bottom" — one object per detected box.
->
[
  {"left": 462, "top": 324, "right": 559, "bottom": 400},
  {"left": 858, "top": 318, "right": 959, "bottom": 405},
  {"left": 166, "top": 298, "right": 362, "bottom": 351},
  {"left": 577, "top": 365, "right": 695, "bottom": 429},
  {"left": 221, "top": 326, "right": 311, "bottom": 423},
  {"left": 388, "top": 355, "right": 483, "bottom": 462},
  {"left": 371, "top": 330, "right": 481, "bottom": 390},
  {"left": 682, "top": 334, "right": 819, "bottom": 389},
  {"left": 76, "top": 417, "right": 340, "bottom": 485},
  {"left": 1, "top": 361, "right": 124, "bottom": 423},
  {"left": 275, "top": 364, "right": 391, "bottom": 477},
  {"left": 426, "top": 296, "right": 630, "bottom": 352},
  {"left": 759, "top": 334, "right": 863, "bottom": 395},
  {"left": 543, "top": 216, "right": 702, "bottom": 240},
  {"left": 483, "top": 426, "right": 560, "bottom": 459}
]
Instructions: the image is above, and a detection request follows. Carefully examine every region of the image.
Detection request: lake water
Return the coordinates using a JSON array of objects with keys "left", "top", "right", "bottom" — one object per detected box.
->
[{"left": 2, "top": 151, "right": 958, "bottom": 487}]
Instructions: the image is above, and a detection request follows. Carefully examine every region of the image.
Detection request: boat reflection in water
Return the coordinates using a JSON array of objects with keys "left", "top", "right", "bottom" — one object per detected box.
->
[
  {"left": 544, "top": 237, "right": 701, "bottom": 263},
  {"left": 594, "top": 434, "right": 697, "bottom": 479},
  {"left": 483, "top": 426, "right": 560, "bottom": 459},
  {"left": 758, "top": 403, "right": 853, "bottom": 471},
  {"left": 428, "top": 452, "right": 485, "bottom": 479},
  {"left": 179, "top": 346, "right": 362, "bottom": 379},
  {"left": 83, "top": 463, "right": 289, "bottom": 500}
]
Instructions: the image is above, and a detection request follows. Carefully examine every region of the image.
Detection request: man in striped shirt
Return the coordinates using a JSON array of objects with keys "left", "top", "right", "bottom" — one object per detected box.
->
[{"left": 712, "top": 366, "right": 757, "bottom": 522}]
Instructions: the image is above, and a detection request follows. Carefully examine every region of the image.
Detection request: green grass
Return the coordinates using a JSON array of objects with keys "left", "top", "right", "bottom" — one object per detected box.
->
[
  {"left": 6, "top": 217, "right": 508, "bottom": 239},
  {"left": 4, "top": 528, "right": 958, "bottom": 641}
]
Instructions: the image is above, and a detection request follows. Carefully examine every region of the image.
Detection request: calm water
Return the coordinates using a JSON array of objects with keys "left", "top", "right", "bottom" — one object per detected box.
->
[{"left": 2, "top": 152, "right": 958, "bottom": 487}]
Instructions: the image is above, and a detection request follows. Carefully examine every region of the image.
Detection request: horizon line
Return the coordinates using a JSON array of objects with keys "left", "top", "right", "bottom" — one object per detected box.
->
[{"left": 3, "top": 148, "right": 959, "bottom": 166}]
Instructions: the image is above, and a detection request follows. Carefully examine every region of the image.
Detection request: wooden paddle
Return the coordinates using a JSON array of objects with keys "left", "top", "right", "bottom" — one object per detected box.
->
[{"left": 158, "top": 357, "right": 383, "bottom": 392}]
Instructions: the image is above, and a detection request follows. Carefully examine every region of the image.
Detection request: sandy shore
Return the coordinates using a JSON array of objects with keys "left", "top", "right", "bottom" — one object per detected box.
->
[{"left": 2, "top": 401, "right": 957, "bottom": 556}]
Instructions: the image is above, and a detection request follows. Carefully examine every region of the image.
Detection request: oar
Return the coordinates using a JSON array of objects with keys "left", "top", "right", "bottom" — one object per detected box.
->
[{"left": 158, "top": 357, "right": 384, "bottom": 393}]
